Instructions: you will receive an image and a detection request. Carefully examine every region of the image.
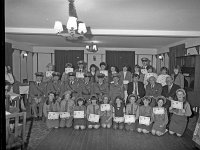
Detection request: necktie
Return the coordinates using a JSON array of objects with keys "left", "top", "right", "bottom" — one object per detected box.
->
[
  {"left": 131, "top": 104, "right": 133, "bottom": 115},
  {"left": 168, "top": 86, "right": 171, "bottom": 92},
  {"left": 93, "top": 105, "right": 95, "bottom": 114}
]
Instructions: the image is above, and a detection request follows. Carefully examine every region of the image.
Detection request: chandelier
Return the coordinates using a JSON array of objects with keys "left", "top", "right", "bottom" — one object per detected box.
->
[
  {"left": 54, "top": 0, "right": 91, "bottom": 41},
  {"left": 86, "top": 43, "right": 98, "bottom": 53}
]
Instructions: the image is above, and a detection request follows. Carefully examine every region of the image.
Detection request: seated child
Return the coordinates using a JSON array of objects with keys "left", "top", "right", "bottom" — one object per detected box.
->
[{"left": 151, "top": 96, "right": 168, "bottom": 136}]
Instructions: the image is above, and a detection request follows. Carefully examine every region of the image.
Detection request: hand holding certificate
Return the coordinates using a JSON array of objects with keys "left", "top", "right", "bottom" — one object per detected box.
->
[
  {"left": 171, "top": 100, "right": 183, "bottom": 109},
  {"left": 124, "top": 115, "right": 136, "bottom": 123},
  {"left": 65, "top": 68, "right": 73, "bottom": 74},
  {"left": 123, "top": 80, "right": 129, "bottom": 85},
  {"left": 139, "top": 116, "right": 150, "bottom": 126},
  {"left": 76, "top": 72, "right": 84, "bottom": 78},
  {"left": 60, "top": 112, "right": 70, "bottom": 119},
  {"left": 100, "top": 104, "right": 111, "bottom": 111},
  {"left": 114, "top": 117, "right": 124, "bottom": 123},
  {"left": 74, "top": 111, "right": 84, "bottom": 118},
  {"left": 88, "top": 114, "right": 100, "bottom": 122},
  {"left": 153, "top": 107, "right": 165, "bottom": 115},
  {"left": 19, "top": 86, "right": 29, "bottom": 94},
  {"left": 100, "top": 70, "right": 108, "bottom": 76},
  {"left": 48, "top": 112, "right": 60, "bottom": 120},
  {"left": 46, "top": 71, "right": 54, "bottom": 77}
]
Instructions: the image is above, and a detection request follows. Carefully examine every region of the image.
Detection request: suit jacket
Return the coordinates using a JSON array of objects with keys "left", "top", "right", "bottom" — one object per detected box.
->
[
  {"left": 171, "top": 73, "right": 184, "bottom": 89},
  {"left": 46, "top": 80, "right": 62, "bottom": 96},
  {"left": 119, "top": 71, "right": 132, "bottom": 83},
  {"left": 127, "top": 81, "right": 146, "bottom": 98}
]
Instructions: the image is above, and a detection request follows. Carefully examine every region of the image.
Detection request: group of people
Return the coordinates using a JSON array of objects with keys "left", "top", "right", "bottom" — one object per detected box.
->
[{"left": 5, "top": 57, "right": 192, "bottom": 137}]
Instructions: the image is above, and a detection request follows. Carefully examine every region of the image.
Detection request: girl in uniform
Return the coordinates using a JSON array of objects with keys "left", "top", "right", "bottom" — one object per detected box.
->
[
  {"left": 73, "top": 97, "right": 87, "bottom": 130},
  {"left": 113, "top": 96, "right": 125, "bottom": 130},
  {"left": 59, "top": 91, "right": 75, "bottom": 128},
  {"left": 100, "top": 95, "right": 113, "bottom": 128},
  {"left": 87, "top": 95, "right": 100, "bottom": 129},
  {"left": 169, "top": 89, "right": 192, "bottom": 136},
  {"left": 151, "top": 96, "right": 168, "bottom": 136},
  {"left": 43, "top": 92, "right": 60, "bottom": 129},
  {"left": 137, "top": 96, "right": 153, "bottom": 133},
  {"left": 125, "top": 94, "right": 139, "bottom": 131}
]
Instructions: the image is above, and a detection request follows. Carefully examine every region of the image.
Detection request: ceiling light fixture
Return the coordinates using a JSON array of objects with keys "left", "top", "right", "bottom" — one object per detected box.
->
[
  {"left": 86, "top": 42, "right": 98, "bottom": 53},
  {"left": 54, "top": 0, "right": 92, "bottom": 41}
]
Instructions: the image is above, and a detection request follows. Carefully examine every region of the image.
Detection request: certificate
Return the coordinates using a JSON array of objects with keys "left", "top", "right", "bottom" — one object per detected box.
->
[
  {"left": 141, "top": 69, "right": 148, "bottom": 75},
  {"left": 100, "top": 70, "right": 108, "bottom": 76},
  {"left": 113, "top": 117, "right": 124, "bottom": 123},
  {"left": 65, "top": 68, "right": 73, "bottom": 74},
  {"left": 139, "top": 116, "right": 150, "bottom": 126},
  {"left": 124, "top": 115, "right": 136, "bottom": 123},
  {"left": 153, "top": 107, "right": 165, "bottom": 115},
  {"left": 123, "top": 80, "right": 129, "bottom": 85},
  {"left": 171, "top": 100, "right": 183, "bottom": 109},
  {"left": 48, "top": 112, "right": 59, "bottom": 120},
  {"left": 100, "top": 104, "right": 111, "bottom": 111},
  {"left": 74, "top": 111, "right": 84, "bottom": 118},
  {"left": 76, "top": 72, "right": 84, "bottom": 78},
  {"left": 88, "top": 114, "right": 100, "bottom": 123},
  {"left": 46, "top": 71, "right": 54, "bottom": 77},
  {"left": 60, "top": 112, "right": 70, "bottom": 119},
  {"left": 19, "top": 86, "right": 29, "bottom": 94}
]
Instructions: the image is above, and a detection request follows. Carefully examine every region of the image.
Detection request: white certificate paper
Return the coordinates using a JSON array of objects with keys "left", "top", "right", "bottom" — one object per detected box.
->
[
  {"left": 48, "top": 112, "right": 60, "bottom": 120},
  {"left": 124, "top": 115, "right": 136, "bottom": 123},
  {"left": 46, "top": 71, "right": 54, "bottom": 77},
  {"left": 60, "top": 112, "right": 70, "bottom": 119},
  {"left": 171, "top": 100, "right": 183, "bottom": 109},
  {"left": 100, "top": 104, "right": 111, "bottom": 111},
  {"left": 139, "top": 116, "right": 150, "bottom": 126},
  {"left": 76, "top": 72, "right": 84, "bottom": 78},
  {"left": 74, "top": 111, "right": 84, "bottom": 118},
  {"left": 88, "top": 114, "right": 100, "bottom": 122},
  {"left": 153, "top": 107, "right": 165, "bottom": 115},
  {"left": 113, "top": 117, "right": 124, "bottom": 123},
  {"left": 100, "top": 70, "right": 108, "bottom": 76},
  {"left": 19, "top": 86, "right": 29, "bottom": 94},
  {"left": 65, "top": 68, "right": 74, "bottom": 74},
  {"left": 123, "top": 80, "right": 129, "bottom": 85},
  {"left": 141, "top": 69, "right": 148, "bottom": 75}
]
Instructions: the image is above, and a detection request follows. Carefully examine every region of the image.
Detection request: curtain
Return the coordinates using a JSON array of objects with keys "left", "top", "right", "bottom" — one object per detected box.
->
[
  {"left": 54, "top": 50, "right": 84, "bottom": 73},
  {"left": 106, "top": 51, "right": 135, "bottom": 72},
  {"left": 169, "top": 44, "right": 186, "bottom": 74},
  {"left": 5, "top": 42, "right": 13, "bottom": 69}
]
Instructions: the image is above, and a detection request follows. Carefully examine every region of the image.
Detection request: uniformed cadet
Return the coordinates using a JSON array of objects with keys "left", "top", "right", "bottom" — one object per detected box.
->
[
  {"left": 61, "top": 63, "right": 73, "bottom": 83},
  {"left": 96, "top": 62, "right": 108, "bottom": 83},
  {"left": 74, "top": 60, "right": 88, "bottom": 82},
  {"left": 43, "top": 63, "right": 54, "bottom": 83},
  {"left": 93, "top": 73, "right": 109, "bottom": 102},
  {"left": 140, "top": 57, "right": 150, "bottom": 76},
  {"left": 109, "top": 73, "right": 124, "bottom": 104},
  {"left": 29, "top": 72, "right": 47, "bottom": 120}
]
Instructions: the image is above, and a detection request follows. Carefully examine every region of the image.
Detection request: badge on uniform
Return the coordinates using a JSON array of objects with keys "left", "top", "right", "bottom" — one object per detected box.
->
[
  {"left": 139, "top": 116, "right": 150, "bottom": 126},
  {"left": 124, "top": 115, "right": 136, "bottom": 123},
  {"left": 171, "top": 100, "right": 183, "bottom": 109},
  {"left": 113, "top": 117, "right": 124, "bottom": 123},
  {"left": 65, "top": 68, "right": 73, "bottom": 74},
  {"left": 48, "top": 112, "right": 60, "bottom": 120},
  {"left": 76, "top": 72, "right": 84, "bottom": 78},
  {"left": 100, "top": 104, "right": 111, "bottom": 111},
  {"left": 153, "top": 107, "right": 165, "bottom": 115},
  {"left": 88, "top": 114, "right": 100, "bottom": 122},
  {"left": 46, "top": 71, "right": 54, "bottom": 77},
  {"left": 60, "top": 112, "right": 70, "bottom": 119},
  {"left": 74, "top": 111, "right": 84, "bottom": 118},
  {"left": 100, "top": 70, "right": 108, "bottom": 77}
]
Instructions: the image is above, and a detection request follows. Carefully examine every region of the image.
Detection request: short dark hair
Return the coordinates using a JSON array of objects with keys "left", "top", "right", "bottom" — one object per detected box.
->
[
  {"left": 89, "top": 64, "right": 98, "bottom": 71},
  {"left": 100, "top": 62, "right": 106, "bottom": 67},
  {"left": 146, "top": 65, "right": 153, "bottom": 71},
  {"left": 134, "top": 65, "right": 140, "bottom": 69},
  {"left": 160, "top": 67, "right": 168, "bottom": 72}
]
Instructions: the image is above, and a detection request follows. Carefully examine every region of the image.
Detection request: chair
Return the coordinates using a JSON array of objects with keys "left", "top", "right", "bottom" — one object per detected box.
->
[{"left": 6, "top": 112, "right": 26, "bottom": 150}]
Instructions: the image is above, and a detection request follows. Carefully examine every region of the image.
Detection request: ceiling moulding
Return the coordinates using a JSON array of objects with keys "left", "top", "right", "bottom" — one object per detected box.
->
[{"left": 5, "top": 27, "right": 200, "bottom": 37}]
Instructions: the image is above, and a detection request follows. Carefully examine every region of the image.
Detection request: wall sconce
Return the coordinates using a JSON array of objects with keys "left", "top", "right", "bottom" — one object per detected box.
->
[
  {"left": 21, "top": 51, "right": 28, "bottom": 58},
  {"left": 86, "top": 42, "right": 98, "bottom": 53}
]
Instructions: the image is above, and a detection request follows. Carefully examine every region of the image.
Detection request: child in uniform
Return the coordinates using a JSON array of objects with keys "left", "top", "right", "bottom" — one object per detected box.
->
[
  {"left": 113, "top": 96, "right": 125, "bottom": 130},
  {"left": 151, "top": 96, "right": 168, "bottom": 136},
  {"left": 100, "top": 95, "right": 113, "bottom": 128},
  {"left": 169, "top": 89, "right": 192, "bottom": 136},
  {"left": 73, "top": 97, "right": 87, "bottom": 130},
  {"left": 87, "top": 95, "right": 100, "bottom": 129},
  {"left": 125, "top": 94, "right": 139, "bottom": 131},
  {"left": 137, "top": 96, "right": 153, "bottom": 133},
  {"left": 59, "top": 90, "right": 75, "bottom": 128},
  {"left": 43, "top": 92, "right": 60, "bottom": 129}
]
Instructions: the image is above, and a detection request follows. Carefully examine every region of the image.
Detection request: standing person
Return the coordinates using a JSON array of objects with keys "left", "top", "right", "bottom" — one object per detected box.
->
[
  {"left": 143, "top": 65, "right": 158, "bottom": 87},
  {"left": 61, "top": 63, "right": 73, "bottom": 83},
  {"left": 74, "top": 60, "right": 87, "bottom": 82},
  {"left": 140, "top": 58, "right": 150, "bottom": 83},
  {"left": 151, "top": 96, "right": 168, "bottom": 136},
  {"left": 5, "top": 66, "right": 14, "bottom": 86},
  {"left": 113, "top": 96, "right": 125, "bottom": 130},
  {"left": 108, "top": 66, "right": 119, "bottom": 84},
  {"left": 137, "top": 96, "right": 153, "bottom": 134},
  {"left": 125, "top": 94, "right": 139, "bottom": 131},
  {"left": 43, "top": 92, "right": 60, "bottom": 129},
  {"left": 73, "top": 97, "right": 87, "bottom": 130},
  {"left": 109, "top": 73, "right": 124, "bottom": 104},
  {"left": 133, "top": 65, "right": 144, "bottom": 83},
  {"left": 87, "top": 95, "right": 100, "bottom": 129},
  {"left": 171, "top": 65, "right": 184, "bottom": 89},
  {"left": 157, "top": 67, "right": 170, "bottom": 87},
  {"left": 89, "top": 64, "right": 99, "bottom": 83},
  {"left": 96, "top": 62, "right": 108, "bottom": 83},
  {"left": 169, "top": 89, "right": 192, "bottom": 137},
  {"left": 100, "top": 95, "right": 113, "bottom": 128},
  {"left": 119, "top": 65, "right": 132, "bottom": 84},
  {"left": 29, "top": 72, "right": 47, "bottom": 121},
  {"left": 43, "top": 63, "right": 54, "bottom": 83},
  {"left": 93, "top": 73, "right": 109, "bottom": 102},
  {"left": 59, "top": 91, "right": 75, "bottom": 128},
  {"left": 145, "top": 76, "right": 162, "bottom": 107}
]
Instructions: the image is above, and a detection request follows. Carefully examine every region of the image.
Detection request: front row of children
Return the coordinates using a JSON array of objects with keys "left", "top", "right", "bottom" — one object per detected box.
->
[{"left": 43, "top": 88, "right": 192, "bottom": 137}]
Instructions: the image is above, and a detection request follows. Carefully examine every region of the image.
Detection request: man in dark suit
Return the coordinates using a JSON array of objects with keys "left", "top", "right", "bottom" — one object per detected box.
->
[
  {"left": 29, "top": 72, "right": 47, "bottom": 120},
  {"left": 161, "top": 76, "right": 180, "bottom": 109},
  {"left": 127, "top": 74, "right": 145, "bottom": 104}
]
